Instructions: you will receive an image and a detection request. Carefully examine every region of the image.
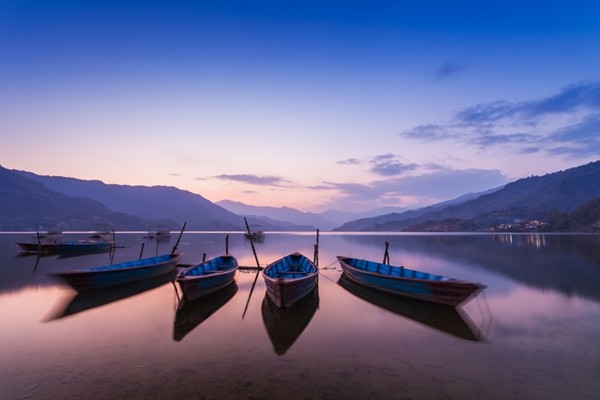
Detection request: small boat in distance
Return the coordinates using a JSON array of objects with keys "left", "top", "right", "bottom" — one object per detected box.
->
[
  {"left": 17, "top": 240, "right": 113, "bottom": 255},
  {"left": 54, "top": 253, "right": 182, "bottom": 292},
  {"left": 336, "top": 256, "right": 485, "bottom": 308},
  {"left": 144, "top": 225, "right": 171, "bottom": 241},
  {"left": 263, "top": 252, "right": 318, "bottom": 308},
  {"left": 176, "top": 255, "right": 239, "bottom": 302}
]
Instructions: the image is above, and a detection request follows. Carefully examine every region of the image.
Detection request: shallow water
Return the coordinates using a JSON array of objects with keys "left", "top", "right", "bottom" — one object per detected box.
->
[{"left": 1, "top": 232, "right": 599, "bottom": 399}]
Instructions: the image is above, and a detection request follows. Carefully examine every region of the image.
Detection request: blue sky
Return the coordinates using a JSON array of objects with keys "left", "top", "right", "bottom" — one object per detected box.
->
[{"left": 1, "top": 1, "right": 599, "bottom": 212}]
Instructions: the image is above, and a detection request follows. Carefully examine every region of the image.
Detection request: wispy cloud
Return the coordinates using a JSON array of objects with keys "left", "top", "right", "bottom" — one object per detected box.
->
[
  {"left": 434, "top": 60, "right": 467, "bottom": 81},
  {"left": 214, "top": 174, "right": 290, "bottom": 186},
  {"left": 338, "top": 153, "right": 420, "bottom": 177},
  {"left": 401, "top": 81, "right": 600, "bottom": 157},
  {"left": 321, "top": 167, "right": 507, "bottom": 208}
]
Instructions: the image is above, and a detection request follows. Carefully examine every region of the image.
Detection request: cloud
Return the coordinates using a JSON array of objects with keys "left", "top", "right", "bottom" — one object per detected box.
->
[
  {"left": 324, "top": 168, "right": 507, "bottom": 206},
  {"left": 401, "top": 124, "right": 456, "bottom": 141},
  {"left": 369, "top": 154, "right": 418, "bottom": 176},
  {"left": 338, "top": 153, "right": 420, "bottom": 177},
  {"left": 214, "top": 174, "right": 290, "bottom": 186},
  {"left": 336, "top": 158, "right": 362, "bottom": 165},
  {"left": 434, "top": 60, "right": 467, "bottom": 81},
  {"left": 457, "top": 81, "right": 600, "bottom": 125},
  {"left": 401, "top": 81, "right": 600, "bottom": 158}
]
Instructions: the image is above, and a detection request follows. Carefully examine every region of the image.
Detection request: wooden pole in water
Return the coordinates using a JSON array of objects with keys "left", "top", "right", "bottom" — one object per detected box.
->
[
  {"left": 202, "top": 252, "right": 206, "bottom": 262},
  {"left": 139, "top": 243, "right": 145, "bottom": 259},
  {"left": 36, "top": 231, "right": 41, "bottom": 253},
  {"left": 244, "top": 217, "right": 260, "bottom": 270},
  {"left": 314, "top": 229, "right": 320, "bottom": 266},
  {"left": 383, "top": 241, "right": 390, "bottom": 264},
  {"left": 225, "top": 234, "right": 229, "bottom": 255},
  {"left": 242, "top": 217, "right": 261, "bottom": 319},
  {"left": 171, "top": 222, "right": 187, "bottom": 254}
]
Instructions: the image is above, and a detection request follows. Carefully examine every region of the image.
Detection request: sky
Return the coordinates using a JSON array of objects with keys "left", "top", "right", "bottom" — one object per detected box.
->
[{"left": 1, "top": 0, "right": 599, "bottom": 213}]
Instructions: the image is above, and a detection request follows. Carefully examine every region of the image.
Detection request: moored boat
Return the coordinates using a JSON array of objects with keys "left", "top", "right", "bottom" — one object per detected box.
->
[
  {"left": 336, "top": 256, "right": 485, "bottom": 308},
  {"left": 18, "top": 240, "right": 113, "bottom": 255},
  {"left": 54, "top": 253, "right": 182, "bottom": 292},
  {"left": 262, "top": 252, "right": 318, "bottom": 308},
  {"left": 176, "top": 255, "right": 239, "bottom": 302}
]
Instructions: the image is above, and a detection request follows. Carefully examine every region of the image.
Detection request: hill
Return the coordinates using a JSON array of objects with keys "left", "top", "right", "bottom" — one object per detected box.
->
[
  {"left": 0, "top": 166, "right": 149, "bottom": 230},
  {"left": 16, "top": 170, "right": 243, "bottom": 231},
  {"left": 217, "top": 200, "right": 335, "bottom": 230},
  {"left": 335, "top": 161, "right": 600, "bottom": 231}
]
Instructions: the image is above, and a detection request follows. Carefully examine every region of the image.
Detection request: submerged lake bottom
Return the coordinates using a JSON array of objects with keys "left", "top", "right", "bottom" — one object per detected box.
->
[{"left": 1, "top": 232, "right": 600, "bottom": 399}]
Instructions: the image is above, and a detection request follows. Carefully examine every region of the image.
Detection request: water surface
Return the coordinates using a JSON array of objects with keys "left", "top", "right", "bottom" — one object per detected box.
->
[{"left": 1, "top": 232, "right": 599, "bottom": 399}]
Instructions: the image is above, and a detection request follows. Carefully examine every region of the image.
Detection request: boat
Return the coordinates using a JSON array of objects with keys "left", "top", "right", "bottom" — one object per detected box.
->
[
  {"left": 338, "top": 273, "right": 484, "bottom": 341},
  {"left": 336, "top": 256, "right": 485, "bottom": 308},
  {"left": 262, "top": 287, "right": 319, "bottom": 355},
  {"left": 262, "top": 252, "right": 318, "bottom": 308},
  {"left": 176, "top": 255, "right": 239, "bottom": 302},
  {"left": 173, "top": 282, "right": 238, "bottom": 342},
  {"left": 144, "top": 225, "right": 171, "bottom": 241},
  {"left": 53, "top": 253, "right": 182, "bottom": 292},
  {"left": 17, "top": 240, "right": 113, "bottom": 255}
]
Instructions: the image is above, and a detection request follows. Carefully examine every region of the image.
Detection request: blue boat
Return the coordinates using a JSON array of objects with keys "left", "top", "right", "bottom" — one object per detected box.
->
[
  {"left": 54, "top": 253, "right": 182, "bottom": 292},
  {"left": 176, "top": 255, "right": 238, "bottom": 302},
  {"left": 336, "top": 256, "right": 485, "bottom": 307},
  {"left": 263, "top": 252, "right": 318, "bottom": 308},
  {"left": 17, "top": 240, "right": 113, "bottom": 255}
]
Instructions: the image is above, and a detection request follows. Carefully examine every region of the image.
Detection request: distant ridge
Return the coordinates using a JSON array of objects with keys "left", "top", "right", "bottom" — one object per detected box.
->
[
  {"left": 16, "top": 171, "right": 243, "bottom": 231},
  {"left": 0, "top": 165, "right": 148, "bottom": 230},
  {"left": 217, "top": 200, "right": 335, "bottom": 230},
  {"left": 335, "top": 161, "right": 600, "bottom": 231}
]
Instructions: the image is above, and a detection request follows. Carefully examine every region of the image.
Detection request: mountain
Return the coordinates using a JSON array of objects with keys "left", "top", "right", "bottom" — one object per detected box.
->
[
  {"left": 217, "top": 200, "right": 335, "bottom": 230},
  {"left": 16, "top": 170, "right": 243, "bottom": 231},
  {"left": 0, "top": 165, "right": 149, "bottom": 230},
  {"left": 335, "top": 161, "right": 600, "bottom": 231}
]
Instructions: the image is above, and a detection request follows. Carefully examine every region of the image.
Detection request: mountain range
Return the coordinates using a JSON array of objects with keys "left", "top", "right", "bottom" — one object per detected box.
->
[
  {"left": 335, "top": 161, "right": 600, "bottom": 231},
  {"left": 1, "top": 161, "right": 600, "bottom": 232}
]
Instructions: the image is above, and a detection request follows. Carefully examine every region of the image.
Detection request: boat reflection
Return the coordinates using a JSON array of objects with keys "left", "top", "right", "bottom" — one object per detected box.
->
[
  {"left": 338, "top": 273, "right": 485, "bottom": 342},
  {"left": 261, "top": 287, "right": 319, "bottom": 356},
  {"left": 173, "top": 281, "right": 238, "bottom": 342},
  {"left": 46, "top": 270, "right": 178, "bottom": 321}
]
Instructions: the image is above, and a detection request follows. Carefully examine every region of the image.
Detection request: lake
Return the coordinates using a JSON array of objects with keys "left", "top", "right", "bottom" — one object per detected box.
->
[{"left": 1, "top": 232, "right": 599, "bottom": 399}]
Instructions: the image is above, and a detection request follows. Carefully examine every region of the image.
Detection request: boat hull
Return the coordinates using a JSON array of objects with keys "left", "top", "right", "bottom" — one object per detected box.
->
[
  {"left": 263, "top": 252, "right": 318, "bottom": 308},
  {"left": 176, "top": 255, "right": 238, "bottom": 302},
  {"left": 337, "top": 256, "right": 484, "bottom": 308},
  {"left": 55, "top": 253, "right": 182, "bottom": 292},
  {"left": 18, "top": 241, "right": 113, "bottom": 255}
]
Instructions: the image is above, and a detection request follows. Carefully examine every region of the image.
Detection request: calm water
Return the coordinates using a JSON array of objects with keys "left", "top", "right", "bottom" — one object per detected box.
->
[{"left": 1, "top": 232, "right": 600, "bottom": 399}]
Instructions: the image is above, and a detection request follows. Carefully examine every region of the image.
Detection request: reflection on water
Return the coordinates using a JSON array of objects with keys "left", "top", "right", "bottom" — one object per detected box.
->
[
  {"left": 338, "top": 273, "right": 486, "bottom": 341},
  {"left": 173, "top": 281, "right": 238, "bottom": 342},
  {"left": 1, "top": 232, "right": 600, "bottom": 399},
  {"left": 46, "top": 270, "right": 179, "bottom": 321},
  {"left": 261, "top": 287, "right": 319, "bottom": 355}
]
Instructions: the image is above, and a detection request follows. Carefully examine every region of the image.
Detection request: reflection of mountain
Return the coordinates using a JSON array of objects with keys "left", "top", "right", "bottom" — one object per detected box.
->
[
  {"left": 340, "top": 234, "right": 600, "bottom": 304},
  {"left": 173, "top": 282, "right": 238, "bottom": 342},
  {"left": 338, "top": 273, "right": 484, "bottom": 342},
  {"left": 261, "top": 287, "right": 319, "bottom": 356},
  {"left": 47, "top": 270, "right": 177, "bottom": 320}
]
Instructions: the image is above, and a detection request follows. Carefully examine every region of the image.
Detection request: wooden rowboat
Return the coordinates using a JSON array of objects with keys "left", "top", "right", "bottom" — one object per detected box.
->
[
  {"left": 17, "top": 240, "right": 113, "bottom": 255},
  {"left": 176, "top": 255, "right": 238, "bottom": 302},
  {"left": 54, "top": 253, "right": 182, "bottom": 292},
  {"left": 336, "top": 256, "right": 485, "bottom": 308},
  {"left": 262, "top": 252, "right": 318, "bottom": 308}
]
